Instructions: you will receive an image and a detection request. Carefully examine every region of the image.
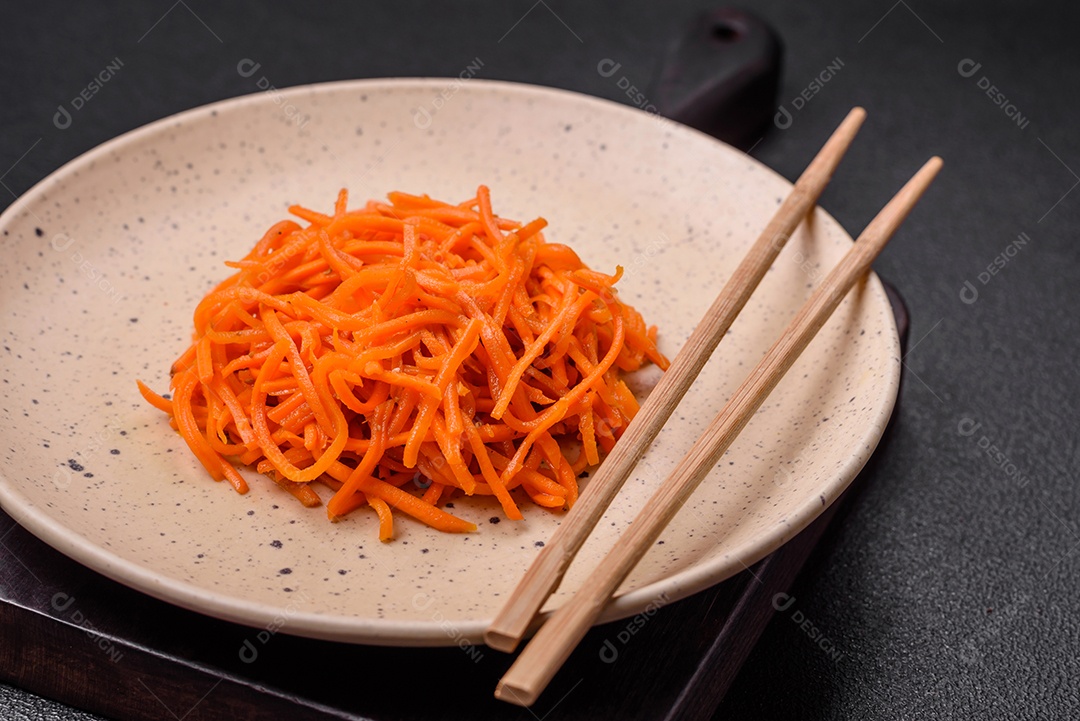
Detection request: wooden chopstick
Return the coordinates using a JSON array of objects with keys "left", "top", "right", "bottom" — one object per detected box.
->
[
  {"left": 484, "top": 107, "right": 868, "bottom": 654},
  {"left": 495, "top": 155, "right": 944, "bottom": 706}
]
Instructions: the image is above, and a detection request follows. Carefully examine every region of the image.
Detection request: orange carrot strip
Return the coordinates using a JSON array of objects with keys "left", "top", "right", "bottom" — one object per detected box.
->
[
  {"left": 421, "top": 481, "right": 444, "bottom": 505},
  {"left": 402, "top": 319, "right": 482, "bottom": 467},
  {"left": 170, "top": 371, "right": 226, "bottom": 481},
  {"left": 327, "top": 401, "right": 393, "bottom": 517},
  {"left": 219, "top": 461, "right": 250, "bottom": 494},
  {"left": 260, "top": 306, "right": 335, "bottom": 438},
  {"left": 250, "top": 345, "right": 348, "bottom": 483},
  {"left": 491, "top": 289, "right": 596, "bottom": 419},
  {"left": 579, "top": 393, "right": 600, "bottom": 467},
  {"left": 464, "top": 421, "right": 521, "bottom": 520},
  {"left": 362, "top": 477, "right": 476, "bottom": 533},
  {"left": 136, "top": 380, "right": 173, "bottom": 414},
  {"left": 498, "top": 309, "right": 625, "bottom": 486},
  {"left": 367, "top": 496, "right": 394, "bottom": 541}
]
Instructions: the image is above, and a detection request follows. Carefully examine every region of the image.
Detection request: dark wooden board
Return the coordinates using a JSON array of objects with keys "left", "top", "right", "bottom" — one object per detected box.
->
[{"left": 0, "top": 286, "right": 908, "bottom": 721}]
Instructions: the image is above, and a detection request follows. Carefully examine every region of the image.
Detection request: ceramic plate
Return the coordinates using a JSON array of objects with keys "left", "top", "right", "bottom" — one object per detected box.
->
[{"left": 0, "top": 79, "right": 899, "bottom": 645}]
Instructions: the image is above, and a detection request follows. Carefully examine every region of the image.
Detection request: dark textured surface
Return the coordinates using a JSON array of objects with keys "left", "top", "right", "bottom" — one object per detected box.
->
[
  {"left": 0, "top": 684, "right": 97, "bottom": 721},
  {"left": 1, "top": 1, "right": 1077, "bottom": 719}
]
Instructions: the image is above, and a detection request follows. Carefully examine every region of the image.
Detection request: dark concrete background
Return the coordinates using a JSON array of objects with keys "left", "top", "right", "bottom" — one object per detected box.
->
[{"left": 1, "top": 1, "right": 1077, "bottom": 718}]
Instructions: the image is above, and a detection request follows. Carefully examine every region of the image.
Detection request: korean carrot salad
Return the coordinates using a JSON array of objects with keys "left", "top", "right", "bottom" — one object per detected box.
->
[{"left": 138, "top": 186, "right": 668, "bottom": 540}]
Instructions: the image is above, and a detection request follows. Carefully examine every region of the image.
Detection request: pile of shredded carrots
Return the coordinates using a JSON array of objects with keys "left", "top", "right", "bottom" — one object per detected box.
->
[{"left": 138, "top": 186, "right": 668, "bottom": 540}]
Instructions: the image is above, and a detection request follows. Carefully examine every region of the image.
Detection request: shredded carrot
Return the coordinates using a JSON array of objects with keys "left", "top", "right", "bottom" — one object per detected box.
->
[
  {"left": 368, "top": 496, "right": 394, "bottom": 541},
  {"left": 138, "top": 186, "right": 668, "bottom": 539}
]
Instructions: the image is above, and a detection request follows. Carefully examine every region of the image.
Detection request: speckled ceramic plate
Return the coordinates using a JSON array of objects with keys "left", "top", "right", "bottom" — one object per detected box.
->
[{"left": 0, "top": 79, "right": 899, "bottom": 646}]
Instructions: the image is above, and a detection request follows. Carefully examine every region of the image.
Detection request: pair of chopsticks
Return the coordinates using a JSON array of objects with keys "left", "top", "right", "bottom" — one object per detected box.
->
[{"left": 486, "top": 107, "right": 942, "bottom": 706}]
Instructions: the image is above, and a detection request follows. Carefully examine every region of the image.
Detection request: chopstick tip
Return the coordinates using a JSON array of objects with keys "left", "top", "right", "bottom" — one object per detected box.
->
[
  {"left": 495, "top": 680, "right": 537, "bottom": 707},
  {"left": 920, "top": 156, "right": 945, "bottom": 180},
  {"left": 484, "top": 628, "right": 521, "bottom": 653},
  {"left": 839, "top": 107, "right": 867, "bottom": 132}
]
